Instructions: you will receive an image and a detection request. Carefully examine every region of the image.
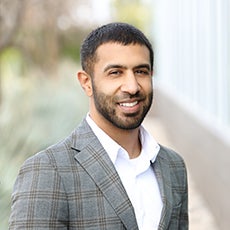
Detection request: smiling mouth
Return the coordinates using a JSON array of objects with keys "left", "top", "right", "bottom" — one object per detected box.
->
[{"left": 119, "top": 101, "right": 138, "bottom": 107}]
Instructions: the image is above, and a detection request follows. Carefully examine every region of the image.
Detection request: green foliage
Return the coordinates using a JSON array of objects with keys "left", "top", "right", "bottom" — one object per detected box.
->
[
  {"left": 59, "top": 28, "right": 89, "bottom": 62},
  {"left": 112, "top": 0, "right": 153, "bottom": 34},
  {"left": 0, "top": 60, "right": 88, "bottom": 228},
  {"left": 61, "top": 42, "right": 81, "bottom": 62},
  {"left": 0, "top": 47, "right": 26, "bottom": 78}
]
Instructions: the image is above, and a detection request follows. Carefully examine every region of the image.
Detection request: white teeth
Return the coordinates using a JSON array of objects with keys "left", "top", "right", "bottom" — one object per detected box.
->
[{"left": 120, "top": 101, "right": 138, "bottom": 107}]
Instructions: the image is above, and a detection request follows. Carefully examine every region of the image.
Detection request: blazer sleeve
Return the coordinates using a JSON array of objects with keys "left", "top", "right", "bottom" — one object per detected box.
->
[
  {"left": 179, "top": 161, "right": 189, "bottom": 230},
  {"left": 9, "top": 153, "right": 69, "bottom": 229},
  {"left": 157, "top": 145, "right": 189, "bottom": 230},
  {"left": 169, "top": 150, "right": 189, "bottom": 229}
]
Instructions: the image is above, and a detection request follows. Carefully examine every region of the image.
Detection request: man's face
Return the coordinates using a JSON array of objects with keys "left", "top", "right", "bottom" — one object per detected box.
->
[{"left": 90, "top": 42, "right": 153, "bottom": 130}]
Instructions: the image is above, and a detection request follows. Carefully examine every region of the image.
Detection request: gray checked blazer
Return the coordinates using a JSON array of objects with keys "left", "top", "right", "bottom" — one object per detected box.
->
[{"left": 9, "top": 118, "right": 188, "bottom": 229}]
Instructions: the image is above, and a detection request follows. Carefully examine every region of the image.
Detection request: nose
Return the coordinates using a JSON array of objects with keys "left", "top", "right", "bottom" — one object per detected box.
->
[{"left": 120, "top": 72, "right": 140, "bottom": 95}]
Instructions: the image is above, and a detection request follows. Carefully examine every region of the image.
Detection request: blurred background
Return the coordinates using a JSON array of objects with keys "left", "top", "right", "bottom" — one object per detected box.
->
[{"left": 0, "top": 0, "right": 229, "bottom": 229}]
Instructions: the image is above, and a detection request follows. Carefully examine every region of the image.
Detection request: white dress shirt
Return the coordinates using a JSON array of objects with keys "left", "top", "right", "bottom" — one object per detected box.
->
[{"left": 86, "top": 115, "right": 163, "bottom": 230}]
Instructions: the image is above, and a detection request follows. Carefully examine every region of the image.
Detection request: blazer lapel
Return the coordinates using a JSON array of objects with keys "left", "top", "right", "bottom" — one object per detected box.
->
[
  {"left": 152, "top": 147, "right": 173, "bottom": 229},
  {"left": 71, "top": 119, "right": 138, "bottom": 230}
]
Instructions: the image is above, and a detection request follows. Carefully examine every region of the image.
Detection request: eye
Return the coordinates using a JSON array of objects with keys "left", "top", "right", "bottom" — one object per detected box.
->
[
  {"left": 108, "top": 69, "right": 122, "bottom": 76},
  {"left": 135, "top": 69, "right": 150, "bottom": 76}
]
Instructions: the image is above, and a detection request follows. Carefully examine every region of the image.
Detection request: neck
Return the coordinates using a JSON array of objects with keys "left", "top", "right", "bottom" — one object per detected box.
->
[
  {"left": 97, "top": 119, "right": 142, "bottom": 159},
  {"left": 89, "top": 107, "right": 142, "bottom": 159},
  {"left": 115, "top": 128, "right": 142, "bottom": 159}
]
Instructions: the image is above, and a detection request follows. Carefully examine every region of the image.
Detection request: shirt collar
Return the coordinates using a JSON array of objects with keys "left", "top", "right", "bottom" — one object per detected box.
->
[
  {"left": 139, "top": 125, "right": 160, "bottom": 163},
  {"left": 86, "top": 114, "right": 160, "bottom": 164}
]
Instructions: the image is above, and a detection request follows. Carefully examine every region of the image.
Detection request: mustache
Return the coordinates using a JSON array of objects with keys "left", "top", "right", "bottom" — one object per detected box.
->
[{"left": 114, "top": 92, "right": 146, "bottom": 101}]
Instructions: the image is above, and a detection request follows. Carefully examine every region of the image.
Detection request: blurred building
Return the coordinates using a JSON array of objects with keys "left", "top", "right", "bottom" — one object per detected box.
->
[{"left": 151, "top": 1, "right": 230, "bottom": 229}]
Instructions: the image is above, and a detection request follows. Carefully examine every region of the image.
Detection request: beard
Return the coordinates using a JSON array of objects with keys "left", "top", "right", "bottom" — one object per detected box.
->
[{"left": 91, "top": 83, "right": 153, "bottom": 130}]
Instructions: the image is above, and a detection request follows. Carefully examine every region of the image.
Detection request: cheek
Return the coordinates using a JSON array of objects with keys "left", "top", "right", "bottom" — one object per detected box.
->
[
  {"left": 97, "top": 80, "right": 120, "bottom": 95},
  {"left": 140, "top": 79, "right": 153, "bottom": 91}
]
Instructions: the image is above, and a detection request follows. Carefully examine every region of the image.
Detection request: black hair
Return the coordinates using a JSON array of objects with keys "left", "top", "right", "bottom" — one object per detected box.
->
[{"left": 80, "top": 22, "right": 154, "bottom": 75}]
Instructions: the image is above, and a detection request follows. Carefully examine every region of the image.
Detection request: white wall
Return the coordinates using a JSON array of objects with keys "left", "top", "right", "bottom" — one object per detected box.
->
[{"left": 152, "top": 0, "right": 230, "bottom": 144}]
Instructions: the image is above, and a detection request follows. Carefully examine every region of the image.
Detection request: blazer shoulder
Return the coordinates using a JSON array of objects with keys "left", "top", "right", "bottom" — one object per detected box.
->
[
  {"left": 21, "top": 131, "right": 75, "bottom": 171},
  {"left": 158, "top": 145, "right": 185, "bottom": 163},
  {"left": 21, "top": 119, "right": 93, "bottom": 170}
]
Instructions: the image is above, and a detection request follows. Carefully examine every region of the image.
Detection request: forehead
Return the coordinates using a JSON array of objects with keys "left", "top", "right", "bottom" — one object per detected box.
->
[{"left": 95, "top": 42, "right": 150, "bottom": 66}]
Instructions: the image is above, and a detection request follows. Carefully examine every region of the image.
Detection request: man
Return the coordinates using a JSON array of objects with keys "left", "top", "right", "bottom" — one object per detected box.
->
[{"left": 9, "top": 22, "right": 188, "bottom": 229}]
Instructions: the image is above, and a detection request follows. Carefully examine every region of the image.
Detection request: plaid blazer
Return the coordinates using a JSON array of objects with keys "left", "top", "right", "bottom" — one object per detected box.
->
[{"left": 9, "top": 119, "right": 188, "bottom": 229}]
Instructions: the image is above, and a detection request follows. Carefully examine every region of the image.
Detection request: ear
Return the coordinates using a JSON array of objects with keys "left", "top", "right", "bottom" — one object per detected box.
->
[{"left": 77, "top": 70, "right": 93, "bottom": 97}]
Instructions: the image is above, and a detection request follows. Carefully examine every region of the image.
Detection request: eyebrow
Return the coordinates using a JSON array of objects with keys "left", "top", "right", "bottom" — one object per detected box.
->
[
  {"left": 103, "top": 64, "right": 126, "bottom": 73},
  {"left": 134, "top": 64, "right": 151, "bottom": 70},
  {"left": 103, "top": 63, "right": 151, "bottom": 73}
]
